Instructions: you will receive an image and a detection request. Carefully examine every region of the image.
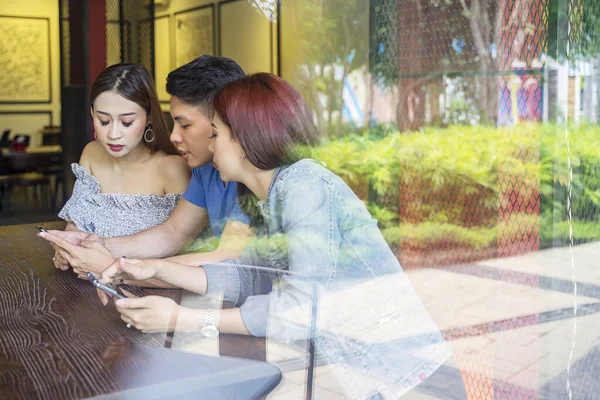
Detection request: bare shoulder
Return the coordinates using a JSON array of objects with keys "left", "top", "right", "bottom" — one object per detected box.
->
[
  {"left": 79, "top": 141, "right": 105, "bottom": 173},
  {"left": 152, "top": 152, "right": 191, "bottom": 194},
  {"left": 157, "top": 152, "right": 189, "bottom": 178}
]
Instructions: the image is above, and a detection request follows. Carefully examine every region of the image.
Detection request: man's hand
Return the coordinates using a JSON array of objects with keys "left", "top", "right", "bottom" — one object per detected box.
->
[
  {"left": 39, "top": 231, "right": 115, "bottom": 277},
  {"left": 114, "top": 296, "right": 181, "bottom": 333}
]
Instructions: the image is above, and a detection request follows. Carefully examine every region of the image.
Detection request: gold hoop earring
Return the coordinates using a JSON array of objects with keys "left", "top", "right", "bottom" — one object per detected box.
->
[{"left": 144, "top": 125, "right": 155, "bottom": 143}]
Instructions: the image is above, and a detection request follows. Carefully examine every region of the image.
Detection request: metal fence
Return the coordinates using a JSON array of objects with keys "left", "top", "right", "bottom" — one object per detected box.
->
[
  {"left": 105, "top": 0, "right": 154, "bottom": 74},
  {"left": 368, "top": 1, "right": 600, "bottom": 399}
]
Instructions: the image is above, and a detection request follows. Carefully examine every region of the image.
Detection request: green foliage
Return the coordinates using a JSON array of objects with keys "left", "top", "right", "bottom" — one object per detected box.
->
[
  {"left": 541, "top": 220, "right": 600, "bottom": 244},
  {"left": 371, "top": 0, "right": 398, "bottom": 87},
  {"left": 284, "top": 0, "right": 370, "bottom": 136},
  {"left": 569, "top": 0, "right": 600, "bottom": 59},
  {"left": 367, "top": 203, "right": 397, "bottom": 228},
  {"left": 538, "top": 123, "right": 600, "bottom": 222},
  {"left": 444, "top": 77, "right": 485, "bottom": 126},
  {"left": 316, "top": 122, "right": 600, "bottom": 249},
  {"left": 382, "top": 222, "right": 498, "bottom": 250},
  {"left": 181, "top": 236, "right": 219, "bottom": 254},
  {"left": 310, "top": 138, "right": 366, "bottom": 185}
]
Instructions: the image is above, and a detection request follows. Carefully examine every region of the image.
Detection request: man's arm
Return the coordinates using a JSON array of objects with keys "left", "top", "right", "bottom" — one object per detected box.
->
[
  {"left": 118, "top": 221, "right": 252, "bottom": 287},
  {"left": 166, "top": 220, "right": 253, "bottom": 266},
  {"left": 104, "top": 198, "right": 208, "bottom": 258}
]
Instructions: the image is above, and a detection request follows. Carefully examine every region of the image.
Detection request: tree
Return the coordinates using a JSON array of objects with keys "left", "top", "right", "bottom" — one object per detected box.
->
[
  {"left": 569, "top": 0, "right": 600, "bottom": 59},
  {"left": 372, "top": 0, "right": 501, "bottom": 130},
  {"left": 374, "top": 0, "right": 551, "bottom": 130},
  {"left": 281, "top": 0, "right": 369, "bottom": 137}
]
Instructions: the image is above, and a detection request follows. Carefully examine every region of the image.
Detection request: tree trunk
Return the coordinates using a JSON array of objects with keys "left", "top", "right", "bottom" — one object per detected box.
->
[{"left": 395, "top": 0, "right": 428, "bottom": 132}]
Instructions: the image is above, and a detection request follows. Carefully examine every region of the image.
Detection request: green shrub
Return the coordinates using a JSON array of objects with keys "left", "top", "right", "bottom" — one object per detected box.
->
[
  {"left": 314, "top": 122, "right": 600, "bottom": 249},
  {"left": 382, "top": 222, "right": 498, "bottom": 250}
]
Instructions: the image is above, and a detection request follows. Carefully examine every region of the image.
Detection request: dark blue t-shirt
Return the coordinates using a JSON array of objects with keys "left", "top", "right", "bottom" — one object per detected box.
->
[{"left": 183, "top": 164, "right": 250, "bottom": 237}]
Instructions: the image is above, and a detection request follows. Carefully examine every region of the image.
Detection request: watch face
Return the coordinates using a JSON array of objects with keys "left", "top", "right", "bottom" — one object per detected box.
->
[{"left": 200, "top": 325, "right": 219, "bottom": 338}]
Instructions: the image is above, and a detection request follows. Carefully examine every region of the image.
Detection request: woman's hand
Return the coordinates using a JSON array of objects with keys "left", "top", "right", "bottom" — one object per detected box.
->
[
  {"left": 100, "top": 257, "right": 159, "bottom": 286},
  {"left": 39, "top": 231, "right": 114, "bottom": 277},
  {"left": 114, "top": 295, "right": 182, "bottom": 333},
  {"left": 45, "top": 229, "right": 92, "bottom": 246},
  {"left": 44, "top": 230, "right": 92, "bottom": 271},
  {"left": 53, "top": 250, "right": 70, "bottom": 271}
]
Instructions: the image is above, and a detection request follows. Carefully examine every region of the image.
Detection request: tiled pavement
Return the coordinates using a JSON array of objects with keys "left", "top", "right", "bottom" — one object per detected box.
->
[{"left": 404, "top": 241, "right": 600, "bottom": 399}]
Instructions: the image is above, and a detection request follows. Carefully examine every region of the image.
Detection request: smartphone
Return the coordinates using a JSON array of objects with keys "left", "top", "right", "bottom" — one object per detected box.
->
[
  {"left": 35, "top": 225, "right": 48, "bottom": 233},
  {"left": 86, "top": 272, "right": 125, "bottom": 300}
]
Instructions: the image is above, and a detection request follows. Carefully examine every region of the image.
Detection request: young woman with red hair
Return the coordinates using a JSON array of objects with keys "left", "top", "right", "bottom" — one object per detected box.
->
[{"left": 100, "top": 73, "right": 451, "bottom": 398}]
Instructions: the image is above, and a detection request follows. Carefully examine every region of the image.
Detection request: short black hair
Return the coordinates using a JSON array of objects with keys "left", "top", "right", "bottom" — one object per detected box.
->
[{"left": 166, "top": 55, "right": 245, "bottom": 113}]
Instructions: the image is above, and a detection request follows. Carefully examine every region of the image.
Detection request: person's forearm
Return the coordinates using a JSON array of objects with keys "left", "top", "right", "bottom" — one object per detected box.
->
[
  {"left": 64, "top": 222, "right": 83, "bottom": 232},
  {"left": 154, "top": 259, "right": 209, "bottom": 294},
  {"left": 105, "top": 224, "right": 190, "bottom": 259},
  {"left": 220, "top": 308, "right": 251, "bottom": 335},
  {"left": 166, "top": 221, "right": 252, "bottom": 266},
  {"left": 177, "top": 307, "right": 250, "bottom": 335},
  {"left": 166, "top": 248, "right": 233, "bottom": 266}
]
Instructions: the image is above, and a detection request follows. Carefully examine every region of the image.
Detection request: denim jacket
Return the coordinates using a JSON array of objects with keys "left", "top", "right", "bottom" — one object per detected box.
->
[{"left": 204, "top": 159, "right": 450, "bottom": 399}]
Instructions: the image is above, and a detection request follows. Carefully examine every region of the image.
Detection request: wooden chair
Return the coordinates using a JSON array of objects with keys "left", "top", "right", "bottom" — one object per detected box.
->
[
  {"left": 0, "top": 152, "right": 9, "bottom": 212},
  {"left": 4, "top": 152, "right": 53, "bottom": 210},
  {"left": 40, "top": 152, "right": 64, "bottom": 209},
  {"left": 0, "top": 130, "right": 10, "bottom": 149}
]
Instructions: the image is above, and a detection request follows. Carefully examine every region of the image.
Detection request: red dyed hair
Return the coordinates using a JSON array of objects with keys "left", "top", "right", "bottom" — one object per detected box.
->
[
  {"left": 213, "top": 73, "right": 321, "bottom": 227},
  {"left": 213, "top": 73, "right": 320, "bottom": 170}
]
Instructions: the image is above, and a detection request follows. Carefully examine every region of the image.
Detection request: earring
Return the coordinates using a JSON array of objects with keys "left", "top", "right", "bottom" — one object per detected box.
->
[
  {"left": 144, "top": 125, "right": 155, "bottom": 143},
  {"left": 240, "top": 154, "right": 245, "bottom": 160}
]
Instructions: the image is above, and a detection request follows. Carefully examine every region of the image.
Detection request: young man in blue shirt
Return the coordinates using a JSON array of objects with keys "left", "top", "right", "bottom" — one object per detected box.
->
[{"left": 46, "top": 56, "right": 253, "bottom": 272}]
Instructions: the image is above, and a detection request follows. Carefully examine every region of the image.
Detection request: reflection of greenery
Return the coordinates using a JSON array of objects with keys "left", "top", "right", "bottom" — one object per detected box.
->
[
  {"left": 312, "top": 123, "right": 600, "bottom": 250},
  {"left": 445, "top": 77, "right": 485, "bottom": 126},
  {"left": 542, "top": 220, "right": 600, "bottom": 243},
  {"left": 381, "top": 213, "right": 600, "bottom": 251},
  {"left": 569, "top": 0, "right": 600, "bottom": 59},
  {"left": 371, "top": 0, "right": 398, "bottom": 87},
  {"left": 285, "top": 0, "right": 369, "bottom": 137},
  {"left": 381, "top": 221, "right": 498, "bottom": 250}
]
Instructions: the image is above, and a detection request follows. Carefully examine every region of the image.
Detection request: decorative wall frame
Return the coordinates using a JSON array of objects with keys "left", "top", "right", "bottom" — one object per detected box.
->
[
  {"left": 174, "top": 5, "right": 215, "bottom": 68},
  {"left": 0, "top": 16, "right": 51, "bottom": 104}
]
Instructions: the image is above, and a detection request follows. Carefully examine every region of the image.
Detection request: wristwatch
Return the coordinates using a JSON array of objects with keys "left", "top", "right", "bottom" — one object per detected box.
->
[{"left": 199, "top": 309, "right": 219, "bottom": 338}]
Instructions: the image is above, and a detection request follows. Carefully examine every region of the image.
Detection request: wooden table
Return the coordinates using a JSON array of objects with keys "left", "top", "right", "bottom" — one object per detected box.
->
[
  {"left": 0, "top": 222, "right": 269, "bottom": 399},
  {"left": 2, "top": 146, "right": 61, "bottom": 167},
  {"left": 1, "top": 145, "right": 62, "bottom": 154},
  {"left": 1, "top": 146, "right": 62, "bottom": 160}
]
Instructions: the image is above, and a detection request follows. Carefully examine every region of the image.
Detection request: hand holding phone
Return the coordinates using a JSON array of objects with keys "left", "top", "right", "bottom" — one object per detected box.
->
[{"left": 87, "top": 272, "right": 125, "bottom": 300}]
